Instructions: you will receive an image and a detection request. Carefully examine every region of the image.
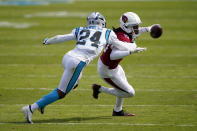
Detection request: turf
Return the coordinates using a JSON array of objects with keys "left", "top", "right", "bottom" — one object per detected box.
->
[{"left": 0, "top": 0, "right": 197, "bottom": 131}]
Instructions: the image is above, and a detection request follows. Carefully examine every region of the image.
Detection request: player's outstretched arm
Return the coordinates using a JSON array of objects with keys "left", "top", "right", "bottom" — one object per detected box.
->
[
  {"left": 110, "top": 49, "right": 131, "bottom": 60},
  {"left": 135, "top": 24, "right": 158, "bottom": 38},
  {"left": 135, "top": 26, "right": 153, "bottom": 38},
  {"left": 43, "top": 33, "right": 76, "bottom": 45},
  {"left": 138, "top": 26, "right": 151, "bottom": 34},
  {"left": 110, "top": 47, "right": 147, "bottom": 60}
]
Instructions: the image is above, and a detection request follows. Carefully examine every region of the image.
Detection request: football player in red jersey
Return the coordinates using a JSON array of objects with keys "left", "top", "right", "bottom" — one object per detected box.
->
[{"left": 92, "top": 12, "right": 153, "bottom": 116}]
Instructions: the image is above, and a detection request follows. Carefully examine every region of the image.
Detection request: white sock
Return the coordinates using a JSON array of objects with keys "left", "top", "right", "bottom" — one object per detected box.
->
[
  {"left": 114, "top": 97, "right": 124, "bottom": 112},
  {"left": 31, "top": 103, "right": 39, "bottom": 112}
]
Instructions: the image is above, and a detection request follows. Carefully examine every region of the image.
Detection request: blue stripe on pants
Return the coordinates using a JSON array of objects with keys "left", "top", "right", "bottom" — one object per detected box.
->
[{"left": 65, "top": 61, "right": 86, "bottom": 94}]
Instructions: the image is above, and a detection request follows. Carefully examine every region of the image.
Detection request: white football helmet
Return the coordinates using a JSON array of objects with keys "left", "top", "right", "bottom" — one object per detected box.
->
[
  {"left": 87, "top": 12, "right": 106, "bottom": 28},
  {"left": 120, "top": 12, "right": 142, "bottom": 34}
]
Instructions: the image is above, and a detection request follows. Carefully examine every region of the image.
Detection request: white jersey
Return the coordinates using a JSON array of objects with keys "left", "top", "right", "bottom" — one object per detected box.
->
[{"left": 67, "top": 26, "right": 111, "bottom": 63}]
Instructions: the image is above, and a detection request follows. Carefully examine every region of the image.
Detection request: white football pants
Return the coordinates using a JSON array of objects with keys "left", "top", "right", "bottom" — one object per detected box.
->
[
  {"left": 58, "top": 54, "right": 86, "bottom": 94},
  {"left": 97, "top": 58, "right": 135, "bottom": 98}
]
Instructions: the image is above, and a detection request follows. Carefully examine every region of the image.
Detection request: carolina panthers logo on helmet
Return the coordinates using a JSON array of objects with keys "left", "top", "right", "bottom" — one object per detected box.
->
[{"left": 122, "top": 15, "right": 128, "bottom": 23}]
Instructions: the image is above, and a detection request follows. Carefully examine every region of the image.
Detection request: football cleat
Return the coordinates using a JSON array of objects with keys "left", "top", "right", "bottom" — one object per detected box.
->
[
  {"left": 22, "top": 105, "right": 33, "bottom": 124},
  {"left": 38, "top": 107, "right": 44, "bottom": 114},
  {"left": 112, "top": 110, "right": 135, "bottom": 116},
  {"left": 92, "top": 84, "right": 101, "bottom": 99},
  {"left": 73, "top": 84, "right": 78, "bottom": 90}
]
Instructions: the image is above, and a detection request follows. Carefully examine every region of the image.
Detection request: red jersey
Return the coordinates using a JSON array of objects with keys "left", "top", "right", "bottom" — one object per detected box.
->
[{"left": 100, "top": 28, "right": 133, "bottom": 69}]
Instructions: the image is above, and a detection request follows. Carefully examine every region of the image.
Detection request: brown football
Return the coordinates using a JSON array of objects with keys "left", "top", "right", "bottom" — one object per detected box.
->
[{"left": 150, "top": 24, "right": 162, "bottom": 38}]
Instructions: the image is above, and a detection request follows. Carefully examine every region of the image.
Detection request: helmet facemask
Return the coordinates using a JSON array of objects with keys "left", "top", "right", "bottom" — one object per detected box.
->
[{"left": 124, "top": 24, "right": 139, "bottom": 34}]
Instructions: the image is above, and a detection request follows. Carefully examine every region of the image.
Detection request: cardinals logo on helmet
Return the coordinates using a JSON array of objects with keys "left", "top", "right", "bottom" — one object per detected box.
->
[{"left": 122, "top": 15, "right": 128, "bottom": 23}]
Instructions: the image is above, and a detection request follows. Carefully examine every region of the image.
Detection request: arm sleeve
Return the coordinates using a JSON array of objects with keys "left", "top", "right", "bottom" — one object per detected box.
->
[
  {"left": 110, "top": 48, "right": 131, "bottom": 60},
  {"left": 109, "top": 31, "right": 137, "bottom": 52},
  {"left": 139, "top": 27, "right": 151, "bottom": 34},
  {"left": 133, "top": 26, "right": 151, "bottom": 38},
  {"left": 45, "top": 29, "right": 76, "bottom": 44}
]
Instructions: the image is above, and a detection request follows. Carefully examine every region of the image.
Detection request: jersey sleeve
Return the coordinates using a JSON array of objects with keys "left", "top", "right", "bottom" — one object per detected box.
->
[
  {"left": 72, "top": 27, "right": 80, "bottom": 39},
  {"left": 133, "top": 26, "right": 151, "bottom": 38},
  {"left": 110, "top": 48, "right": 131, "bottom": 60},
  {"left": 45, "top": 29, "right": 76, "bottom": 44},
  {"left": 108, "top": 30, "right": 136, "bottom": 52}
]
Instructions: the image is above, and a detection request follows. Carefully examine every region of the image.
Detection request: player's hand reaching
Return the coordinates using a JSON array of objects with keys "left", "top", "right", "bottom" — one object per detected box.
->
[
  {"left": 43, "top": 38, "right": 48, "bottom": 45},
  {"left": 133, "top": 47, "right": 147, "bottom": 53}
]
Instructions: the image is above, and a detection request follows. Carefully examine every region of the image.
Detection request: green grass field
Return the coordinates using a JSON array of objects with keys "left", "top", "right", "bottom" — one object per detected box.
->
[{"left": 0, "top": 0, "right": 197, "bottom": 130}]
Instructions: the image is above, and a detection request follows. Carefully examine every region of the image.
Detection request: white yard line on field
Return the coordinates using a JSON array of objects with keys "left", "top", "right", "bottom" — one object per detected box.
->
[
  {"left": 1, "top": 87, "right": 197, "bottom": 92},
  {"left": 0, "top": 104, "right": 195, "bottom": 107},
  {"left": 24, "top": 11, "right": 89, "bottom": 18},
  {"left": 0, "top": 21, "right": 39, "bottom": 29},
  {"left": 0, "top": 64, "right": 61, "bottom": 67},
  {"left": 0, "top": 74, "right": 197, "bottom": 79},
  {"left": 0, "top": 63, "right": 95, "bottom": 67},
  {"left": 0, "top": 74, "right": 59, "bottom": 78},
  {"left": 37, "top": 123, "right": 197, "bottom": 127},
  {"left": 49, "top": 104, "right": 195, "bottom": 107},
  {"left": 0, "top": 122, "right": 196, "bottom": 127},
  {"left": 0, "top": 54, "right": 58, "bottom": 56},
  {"left": 138, "top": 64, "right": 197, "bottom": 67}
]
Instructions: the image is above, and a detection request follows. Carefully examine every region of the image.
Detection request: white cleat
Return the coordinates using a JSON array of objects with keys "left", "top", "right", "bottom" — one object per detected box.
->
[{"left": 22, "top": 105, "right": 33, "bottom": 124}]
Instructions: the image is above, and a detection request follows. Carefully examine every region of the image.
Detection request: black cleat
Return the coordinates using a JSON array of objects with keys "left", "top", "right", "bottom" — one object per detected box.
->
[
  {"left": 112, "top": 110, "right": 135, "bottom": 116},
  {"left": 92, "top": 84, "right": 101, "bottom": 99},
  {"left": 38, "top": 108, "right": 44, "bottom": 114},
  {"left": 73, "top": 84, "right": 78, "bottom": 90}
]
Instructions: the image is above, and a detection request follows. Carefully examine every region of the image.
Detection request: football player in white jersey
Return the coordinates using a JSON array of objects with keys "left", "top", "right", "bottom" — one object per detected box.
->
[
  {"left": 92, "top": 12, "right": 154, "bottom": 116},
  {"left": 22, "top": 12, "right": 146, "bottom": 124}
]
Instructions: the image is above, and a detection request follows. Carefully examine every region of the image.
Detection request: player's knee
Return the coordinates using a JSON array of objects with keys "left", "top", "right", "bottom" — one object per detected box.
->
[{"left": 57, "top": 89, "right": 66, "bottom": 99}]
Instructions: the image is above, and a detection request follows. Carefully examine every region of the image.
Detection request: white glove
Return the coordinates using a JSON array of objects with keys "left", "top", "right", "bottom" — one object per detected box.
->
[
  {"left": 133, "top": 47, "right": 147, "bottom": 53},
  {"left": 147, "top": 26, "right": 152, "bottom": 32},
  {"left": 43, "top": 38, "right": 48, "bottom": 45}
]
